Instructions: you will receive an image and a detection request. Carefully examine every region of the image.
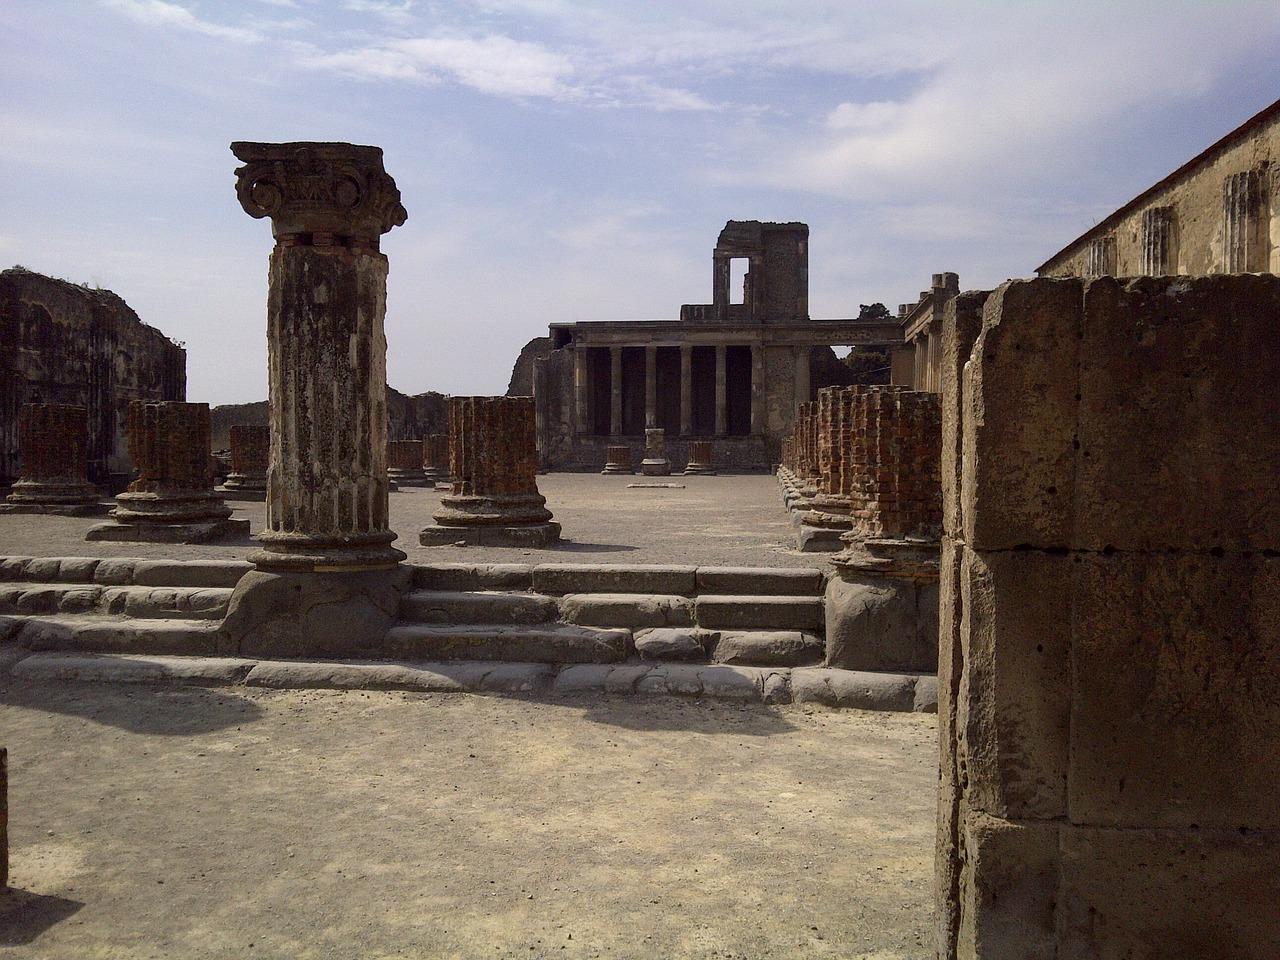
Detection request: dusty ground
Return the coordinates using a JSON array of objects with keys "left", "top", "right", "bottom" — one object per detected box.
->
[
  {"left": 0, "top": 682, "right": 936, "bottom": 959},
  {"left": 0, "top": 473, "right": 820, "bottom": 569}
]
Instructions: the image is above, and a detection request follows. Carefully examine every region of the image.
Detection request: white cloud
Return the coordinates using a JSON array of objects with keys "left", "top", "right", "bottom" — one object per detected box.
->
[
  {"left": 102, "top": 0, "right": 263, "bottom": 43},
  {"left": 341, "top": 0, "right": 416, "bottom": 23},
  {"left": 304, "top": 34, "right": 575, "bottom": 98}
]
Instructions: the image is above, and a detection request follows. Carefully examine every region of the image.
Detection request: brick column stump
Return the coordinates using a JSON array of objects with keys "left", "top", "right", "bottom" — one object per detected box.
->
[
  {"left": 601, "top": 444, "right": 634, "bottom": 475},
  {"left": 220, "top": 423, "right": 269, "bottom": 501},
  {"left": 0, "top": 403, "right": 105, "bottom": 516},
  {"left": 823, "top": 387, "right": 942, "bottom": 672},
  {"left": 388, "top": 439, "right": 429, "bottom": 487},
  {"left": 797, "top": 387, "right": 856, "bottom": 551},
  {"left": 422, "top": 433, "right": 449, "bottom": 485},
  {"left": 86, "top": 401, "right": 246, "bottom": 543},
  {"left": 640, "top": 428, "right": 670, "bottom": 476},
  {"left": 420, "top": 396, "right": 560, "bottom": 547},
  {"left": 682, "top": 439, "right": 716, "bottom": 475}
]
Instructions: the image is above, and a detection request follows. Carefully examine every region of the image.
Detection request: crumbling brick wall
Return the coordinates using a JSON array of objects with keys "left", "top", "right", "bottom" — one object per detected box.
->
[
  {"left": 937, "top": 275, "right": 1280, "bottom": 959},
  {"left": 0, "top": 267, "right": 185, "bottom": 485}
]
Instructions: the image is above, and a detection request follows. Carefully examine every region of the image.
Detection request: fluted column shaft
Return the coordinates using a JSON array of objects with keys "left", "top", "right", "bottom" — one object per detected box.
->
[
  {"left": 226, "top": 423, "right": 269, "bottom": 491},
  {"left": 610, "top": 346, "right": 623, "bottom": 436},
  {"left": 6, "top": 403, "right": 98, "bottom": 505},
  {"left": 679, "top": 346, "right": 692, "bottom": 436},
  {"left": 714, "top": 344, "right": 727, "bottom": 437},
  {"left": 645, "top": 345, "right": 657, "bottom": 429}
]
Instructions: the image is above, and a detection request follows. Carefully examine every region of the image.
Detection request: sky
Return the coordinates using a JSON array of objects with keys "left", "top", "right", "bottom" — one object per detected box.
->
[{"left": 2, "top": 1, "right": 1278, "bottom": 405}]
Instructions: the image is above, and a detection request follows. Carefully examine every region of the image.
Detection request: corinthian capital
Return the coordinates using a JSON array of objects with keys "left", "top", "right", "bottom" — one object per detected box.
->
[{"left": 231, "top": 141, "right": 407, "bottom": 242}]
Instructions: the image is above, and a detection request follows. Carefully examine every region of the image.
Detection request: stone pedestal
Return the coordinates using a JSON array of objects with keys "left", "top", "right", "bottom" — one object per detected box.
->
[
  {"left": 221, "top": 423, "right": 268, "bottom": 501},
  {"left": 230, "top": 140, "right": 407, "bottom": 573},
  {"left": 420, "top": 396, "right": 560, "bottom": 546},
  {"left": 87, "top": 401, "right": 246, "bottom": 543},
  {"left": 825, "top": 537, "right": 940, "bottom": 671},
  {"left": 0, "top": 403, "right": 104, "bottom": 516},
  {"left": 640, "top": 428, "right": 671, "bottom": 476},
  {"left": 601, "top": 444, "right": 634, "bottom": 475},
  {"left": 388, "top": 439, "right": 429, "bottom": 486},
  {"left": 683, "top": 440, "right": 715, "bottom": 475},
  {"left": 422, "top": 432, "right": 449, "bottom": 485}
]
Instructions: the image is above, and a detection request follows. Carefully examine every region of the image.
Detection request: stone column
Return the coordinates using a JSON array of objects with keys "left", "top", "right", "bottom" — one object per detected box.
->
[
  {"left": 793, "top": 346, "right": 810, "bottom": 407},
  {"left": 230, "top": 140, "right": 407, "bottom": 572},
  {"left": 420, "top": 396, "right": 559, "bottom": 546},
  {"left": 388, "top": 439, "right": 428, "bottom": 486},
  {"left": 683, "top": 439, "right": 715, "bottom": 476},
  {"left": 87, "top": 401, "right": 246, "bottom": 543},
  {"left": 714, "top": 344, "right": 727, "bottom": 437},
  {"left": 422, "top": 433, "right": 449, "bottom": 484},
  {"left": 679, "top": 345, "right": 693, "bottom": 436},
  {"left": 609, "top": 346, "right": 623, "bottom": 436},
  {"left": 645, "top": 345, "right": 657, "bottom": 429},
  {"left": 573, "top": 345, "right": 590, "bottom": 434},
  {"left": 222, "top": 423, "right": 269, "bottom": 500},
  {"left": 1, "top": 403, "right": 103, "bottom": 515},
  {"left": 750, "top": 344, "right": 765, "bottom": 435}
]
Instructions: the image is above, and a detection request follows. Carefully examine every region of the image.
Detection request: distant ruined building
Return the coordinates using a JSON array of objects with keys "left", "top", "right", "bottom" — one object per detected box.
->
[
  {"left": 0, "top": 267, "right": 186, "bottom": 486},
  {"left": 511, "top": 220, "right": 903, "bottom": 471}
]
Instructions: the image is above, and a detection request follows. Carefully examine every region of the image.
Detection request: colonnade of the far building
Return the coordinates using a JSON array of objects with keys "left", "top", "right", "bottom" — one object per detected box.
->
[{"left": 571, "top": 341, "right": 812, "bottom": 439}]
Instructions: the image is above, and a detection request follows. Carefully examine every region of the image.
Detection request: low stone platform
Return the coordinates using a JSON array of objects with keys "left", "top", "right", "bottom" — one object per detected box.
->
[
  {"left": 2, "top": 650, "right": 938, "bottom": 712},
  {"left": 0, "top": 501, "right": 111, "bottom": 517},
  {"left": 419, "top": 521, "right": 562, "bottom": 547},
  {"left": 85, "top": 517, "right": 250, "bottom": 544}
]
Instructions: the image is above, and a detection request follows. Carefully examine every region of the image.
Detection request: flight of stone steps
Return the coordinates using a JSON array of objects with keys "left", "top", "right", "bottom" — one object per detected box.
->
[{"left": 0, "top": 555, "right": 936, "bottom": 711}]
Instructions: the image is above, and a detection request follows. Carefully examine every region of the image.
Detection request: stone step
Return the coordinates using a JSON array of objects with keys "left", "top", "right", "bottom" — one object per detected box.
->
[
  {"left": 400, "top": 589, "right": 558, "bottom": 625},
  {"left": 0, "top": 556, "right": 251, "bottom": 589},
  {"left": 694, "top": 567, "right": 825, "bottom": 596},
  {"left": 0, "top": 582, "right": 233, "bottom": 620},
  {"left": 559, "top": 593, "right": 693, "bottom": 629},
  {"left": 382, "top": 623, "right": 630, "bottom": 664},
  {"left": 10, "top": 615, "right": 223, "bottom": 656},
  {"left": 709, "top": 630, "right": 824, "bottom": 667},
  {"left": 694, "top": 595, "right": 825, "bottom": 632}
]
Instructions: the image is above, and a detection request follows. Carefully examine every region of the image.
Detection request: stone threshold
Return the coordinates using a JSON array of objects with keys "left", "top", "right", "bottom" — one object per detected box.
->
[{"left": 1, "top": 649, "right": 938, "bottom": 713}]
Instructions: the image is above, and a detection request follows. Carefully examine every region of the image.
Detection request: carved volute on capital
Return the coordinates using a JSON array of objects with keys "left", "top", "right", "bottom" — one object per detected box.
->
[{"left": 230, "top": 141, "right": 407, "bottom": 243}]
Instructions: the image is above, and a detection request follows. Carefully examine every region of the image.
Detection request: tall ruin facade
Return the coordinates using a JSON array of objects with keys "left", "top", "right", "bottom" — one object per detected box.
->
[
  {"left": 1037, "top": 97, "right": 1279, "bottom": 279},
  {"left": 515, "top": 221, "right": 901, "bottom": 471},
  {"left": 0, "top": 267, "right": 186, "bottom": 487}
]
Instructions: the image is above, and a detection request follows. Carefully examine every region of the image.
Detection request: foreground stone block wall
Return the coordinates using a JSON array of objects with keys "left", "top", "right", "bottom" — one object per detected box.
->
[{"left": 937, "top": 275, "right": 1280, "bottom": 959}]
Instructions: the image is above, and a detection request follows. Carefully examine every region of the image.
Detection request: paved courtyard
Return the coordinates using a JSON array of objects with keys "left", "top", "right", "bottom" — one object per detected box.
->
[
  {"left": 1, "top": 682, "right": 937, "bottom": 959},
  {"left": 0, "top": 473, "right": 820, "bottom": 569}
]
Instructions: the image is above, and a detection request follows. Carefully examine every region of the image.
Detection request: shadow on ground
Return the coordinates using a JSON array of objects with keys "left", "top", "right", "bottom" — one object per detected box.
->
[
  {"left": 0, "top": 889, "right": 84, "bottom": 946},
  {"left": 574, "top": 696, "right": 799, "bottom": 736},
  {"left": 0, "top": 682, "right": 263, "bottom": 736}
]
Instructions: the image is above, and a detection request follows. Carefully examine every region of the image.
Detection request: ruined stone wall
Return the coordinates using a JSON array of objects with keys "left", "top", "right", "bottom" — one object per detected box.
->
[
  {"left": 937, "top": 275, "right": 1280, "bottom": 958},
  {"left": 1040, "top": 108, "right": 1279, "bottom": 277},
  {"left": 507, "top": 336, "right": 552, "bottom": 397},
  {"left": 0, "top": 267, "right": 186, "bottom": 484},
  {"left": 210, "top": 387, "right": 447, "bottom": 450}
]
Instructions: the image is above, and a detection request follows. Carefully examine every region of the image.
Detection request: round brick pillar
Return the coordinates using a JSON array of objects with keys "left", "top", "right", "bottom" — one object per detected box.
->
[
  {"left": 3, "top": 403, "right": 100, "bottom": 511},
  {"left": 422, "top": 433, "right": 449, "bottom": 483},
  {"left": 113, "top": 401, "right": 232, "bottom": 524},
  {"left": 683, "top": 440, "right": 716, "bottom": 476},
  {"left": 388, "top": 439, "right": 428, "bottom": 486},
  {"left": 601, "top": 444, "right": 634, "bottom": 475},
  {"left": 224, "top": 424, "right": 269, "bottom": 492},
  {"left": 421, "top": 396, "right": 559, "bottom": 546}
]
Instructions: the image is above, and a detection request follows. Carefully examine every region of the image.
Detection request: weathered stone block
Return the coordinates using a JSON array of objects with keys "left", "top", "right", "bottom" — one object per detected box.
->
[
  {"left": 959, "top": 548, "right": 1070, "bottom": 820},
  {"left": 409, "top": 563, "right": 533, "bottom": 592},
  {"left": 1075, "top": 275, "right": 1280, "bottom": 552},
  {"left": 789, "top": 667, "right": 918, "bottom": 711},
  {"left": 559, "top": 593, "right": 693, "bottom": 629},
  {"left": 1068, "top": 552, "right": 1280, "bottom": 830},
  {"left": 633, "top": 628, "right": 707, "bottom": 661},
  {"left": 962, "top": 279, "right": 1083, "bottom": 550},
  {"left": 711, "top": 630, "right": 822, "bottom": 666},
  {"left": 401, "top": 589, "right": 557, "bottom": 625},
  {"left": 1057, "top": 825, "right": 1280, "bottom": 960},
  {"left": 694, "top": 594, "right": 824, "bottom": 631},
  {"left": 694, "top": 566, "right": 824, "bottom": 596},
  {"left": 824, "top": 575, "right": 933, "bottom": 672},
  {"left": 531, "top": 563, "right": 696, "bottom": 596},
  {"left": 941, "top": 291, "right": 989, "bottom": 539},
  {"left": 954, "top": 813, "right": 1059, "bottom": 960}
]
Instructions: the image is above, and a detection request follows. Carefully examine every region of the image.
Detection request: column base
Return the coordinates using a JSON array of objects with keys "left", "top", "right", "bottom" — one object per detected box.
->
[
  {"left": 111, "top": 490, "right": 234, "bottom": 524},
  {"left": 0, "top": 501, "right": 110, "bottom": 517},
  {"left": 388, "top": 468, "right": 431, "bottom": 487},
  {"left": 682, "top": 464, "right": 717, "bottom": 476},
  {"left": 419, "top": 521, "right": 561, "bottom": 548},
  {"left": 640, "top": 459, "right": 671, "bottom": 476},
  {"left": 601, "top": 464, "right": 635, "bottom": 475},
  {"left": 86, "top": 517, "right": 250, "bottom": 544},
  {"left": 795, "top": 524, "right": 846, "bottom": 553},
  {"left": 250, "top": 530, "right": 407, "bottom": 573},
  {"left": 4, "top": 480, "right": 103, "bottom": 511}
]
